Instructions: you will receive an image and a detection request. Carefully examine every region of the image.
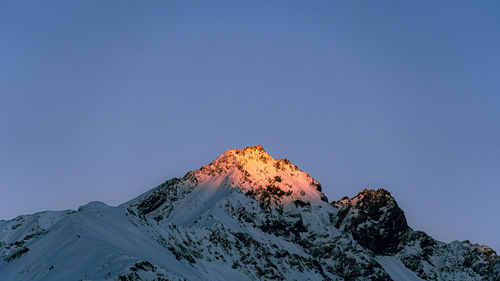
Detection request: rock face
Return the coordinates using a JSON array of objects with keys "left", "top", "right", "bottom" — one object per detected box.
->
[
  {"left": 0, "top": 145, "right": 498, "bottom": 281},
  {"left": 332, "top": 188, "right": 410, "bottom": 255}
]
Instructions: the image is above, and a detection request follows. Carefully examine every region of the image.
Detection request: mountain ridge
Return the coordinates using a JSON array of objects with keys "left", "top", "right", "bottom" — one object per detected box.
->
[{"left": 1, "top": 145, "right": 498, "bottom": 280}]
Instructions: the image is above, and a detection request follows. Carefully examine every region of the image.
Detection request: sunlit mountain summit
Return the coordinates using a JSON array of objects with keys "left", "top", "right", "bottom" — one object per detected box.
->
[{"left": 1, "top": 146, "right": 498, "bottom": 280}]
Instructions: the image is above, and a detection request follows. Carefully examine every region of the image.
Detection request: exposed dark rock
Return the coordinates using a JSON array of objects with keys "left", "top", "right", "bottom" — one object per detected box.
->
[
  {"left": 5, "top": 247, "right": 29, "bottom": 262},
  {"left": 332, "top": 188, "right": 410, "bottom": 255},
  {"left": 136, "top": 177, "right": 195, "bottom": 216}
]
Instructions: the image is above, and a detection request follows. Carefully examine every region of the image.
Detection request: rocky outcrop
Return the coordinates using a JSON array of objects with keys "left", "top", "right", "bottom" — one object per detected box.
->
[
  {"left": 331, "top": 188, "right": 499, "bottom": 280},
  {"left": 332, "top": 188, "right": 410, "bottom": 255}
]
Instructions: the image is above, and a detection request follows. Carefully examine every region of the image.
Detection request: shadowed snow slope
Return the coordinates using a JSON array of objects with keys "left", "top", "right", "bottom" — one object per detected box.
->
[{"left": 0, "top": 146, "right": 498, "bottom": 281}]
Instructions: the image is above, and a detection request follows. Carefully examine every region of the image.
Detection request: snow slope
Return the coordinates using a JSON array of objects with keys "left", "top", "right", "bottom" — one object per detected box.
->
[
  {"left": 377, "top": 256, "right": 424, "bottom": 281},
  {"left": 0, "top": 145, "right": 498, "bottom": 280}
]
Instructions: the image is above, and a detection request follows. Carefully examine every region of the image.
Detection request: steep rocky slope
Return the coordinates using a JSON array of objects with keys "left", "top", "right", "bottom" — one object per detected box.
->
[{"left": 0, "top": 146, "right": 498, "bottom": 280}]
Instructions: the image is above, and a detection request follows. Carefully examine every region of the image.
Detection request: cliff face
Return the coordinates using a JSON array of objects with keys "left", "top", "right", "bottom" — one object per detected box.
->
[
  {"left": 332, "top": 188, "right": 410, "bottom": 255},
  {"left": 0, "top": 146, "right": 498, "bottom": 281}
]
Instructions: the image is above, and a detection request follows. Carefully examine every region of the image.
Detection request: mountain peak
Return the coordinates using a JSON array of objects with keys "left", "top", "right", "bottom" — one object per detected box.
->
[
  {"left": 3, "top": 147, "right": 499, "bottom": 281},
  {"left": 208, "top": 145, "right": 301, "bottom": 175},
  {"left": 241, "top": 144, "right": 266, "bottom": 153},
  {"left": 131, "top": 145, "right": 329, "bottom": 218},
  {"left": 192, "top": 145, "right": 328, "bottom": 207},
  {"left": 211, "top": 145, "right": 273, "bottom": 167}
]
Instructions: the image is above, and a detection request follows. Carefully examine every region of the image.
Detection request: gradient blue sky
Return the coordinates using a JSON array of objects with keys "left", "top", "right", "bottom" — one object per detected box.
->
[{"left": 1, "top": 1, "right": 499, "bottom": 251}]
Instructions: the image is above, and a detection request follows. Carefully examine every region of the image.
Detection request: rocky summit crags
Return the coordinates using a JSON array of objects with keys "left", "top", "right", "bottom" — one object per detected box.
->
[{"left": 0, "top": 146, "right": 498, "bottom": 280}]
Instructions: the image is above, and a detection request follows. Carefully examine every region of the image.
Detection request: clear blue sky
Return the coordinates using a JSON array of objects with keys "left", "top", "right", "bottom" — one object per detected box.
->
[{"left": 1, "top": 1, "right": 499, "bottom": 251}]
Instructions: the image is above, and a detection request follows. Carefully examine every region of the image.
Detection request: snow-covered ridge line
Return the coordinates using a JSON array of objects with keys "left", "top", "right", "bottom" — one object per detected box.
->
[{"left": 1, "top": 145, "right": 498, "bottom": 281}]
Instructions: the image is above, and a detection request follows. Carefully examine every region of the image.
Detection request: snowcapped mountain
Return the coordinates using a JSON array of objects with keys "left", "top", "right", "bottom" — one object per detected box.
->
[{"left": 0, "top": 145, "right": 498, "bottom": 281}]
